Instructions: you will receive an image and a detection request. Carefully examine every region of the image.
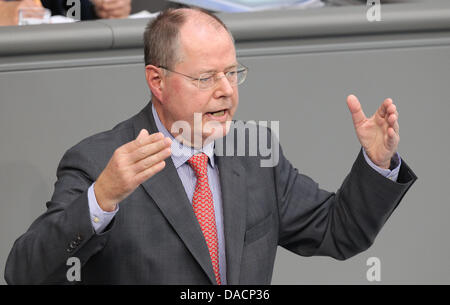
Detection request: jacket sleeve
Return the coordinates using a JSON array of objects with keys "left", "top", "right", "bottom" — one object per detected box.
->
[
  {"left": 275, "top": 147, "right": 417, "bottom": 260},
  {"left": 4, "top": 146, "right": 113, "bottom": 284}
]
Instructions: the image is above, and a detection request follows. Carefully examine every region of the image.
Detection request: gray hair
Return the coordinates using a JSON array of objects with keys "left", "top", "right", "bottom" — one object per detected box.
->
[{"left": 143, "top": 7, "right": 233, "bottom": 68}]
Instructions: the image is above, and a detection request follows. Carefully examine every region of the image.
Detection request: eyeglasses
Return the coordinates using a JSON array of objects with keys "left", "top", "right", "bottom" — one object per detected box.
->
[{"left": 159, "top": 64, "right": 248, "bottom": 90}]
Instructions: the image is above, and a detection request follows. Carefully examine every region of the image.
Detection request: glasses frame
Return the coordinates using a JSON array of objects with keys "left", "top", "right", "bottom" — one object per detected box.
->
[{"left": 158, "top": 63, "right": 248, "bottom": 90}]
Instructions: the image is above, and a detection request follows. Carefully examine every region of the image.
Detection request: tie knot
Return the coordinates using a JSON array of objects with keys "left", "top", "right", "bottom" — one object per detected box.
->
[{"left": 188, "top": 153, "right": 209, "bottom": 177}]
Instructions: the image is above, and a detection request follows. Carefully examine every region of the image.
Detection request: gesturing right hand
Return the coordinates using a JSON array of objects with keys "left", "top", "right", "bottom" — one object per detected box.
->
[{"left": 94, "top": 129, "right": 172, "bottom": 212}]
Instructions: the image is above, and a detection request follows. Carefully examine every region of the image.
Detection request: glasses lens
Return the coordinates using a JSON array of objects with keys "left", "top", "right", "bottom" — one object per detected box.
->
[
  {"left": 197, "top": 66, "right": 248, "bottom": 89},
  {"left": 198, "top": 74, "right": 215, "bottom": 89},
  {"left": 236, "top": 67, "right": 247, "bottom": 85},
  {"left": 226, "top": 70, "right": 238, "bottom": 85}
]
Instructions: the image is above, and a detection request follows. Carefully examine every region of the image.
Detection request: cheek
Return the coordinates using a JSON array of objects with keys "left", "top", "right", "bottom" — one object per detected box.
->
[
  {"left": 167, "top": 82, "right": 197, "bottom": 118},
  {"left": 168, "top": 81, "right": 186, "bottom": 102},
  {"left": 230, "top": 92, "right": 239, "bottom": 114}
]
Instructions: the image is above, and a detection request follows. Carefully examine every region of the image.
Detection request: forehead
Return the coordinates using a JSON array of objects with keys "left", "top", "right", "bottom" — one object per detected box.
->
[{"left": 177, "top": 16, "right": 236, "bottom": 72}]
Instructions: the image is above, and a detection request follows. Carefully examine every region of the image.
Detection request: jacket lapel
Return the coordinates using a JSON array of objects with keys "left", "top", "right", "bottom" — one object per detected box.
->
[
  {"left": 132, "top": 102, "right": 217, "bottom": 284},
  {"left": 215, "top": 136, "right": 248, "bottom": 285}
]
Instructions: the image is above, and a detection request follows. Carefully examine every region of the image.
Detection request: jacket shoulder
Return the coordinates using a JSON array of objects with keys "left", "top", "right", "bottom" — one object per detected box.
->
[{"left": 59, "top": 115, "right": 137, "bottom": 176}]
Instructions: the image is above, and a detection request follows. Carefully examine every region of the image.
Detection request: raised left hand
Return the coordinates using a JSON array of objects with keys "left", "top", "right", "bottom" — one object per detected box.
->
[{"left": 347, "top": 94, "right": 399, "bottom": 169}]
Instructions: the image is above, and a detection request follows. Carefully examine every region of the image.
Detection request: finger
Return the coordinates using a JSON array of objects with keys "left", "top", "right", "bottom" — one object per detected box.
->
[
  {"left": 393, "top": 120, "right": 399, "bottom": 134},
  {"left": 101, "top": 0, "right": 128, "bottom": 11},
  {"left": 92, "top": 0, "right": 106, "bottom": 10},
  {"left": 386, "top": 127, "right": 399, "bottom": 150},
  {"left": 105, "top": 3, "right": 132, "bottom": 18},
  {"left": 133, "top": 146, "right": 172, "bottom": 174},
  {"left": 387, "top": 103, "right": 396, "bottom": 115},
  {"left": 21, "top": 0, "right": 41, "bottom": 8},
  {"left": 121, "top": 130, "right": 162, "bottom": 153},
  {"left": 18, "top": 1, "right": 40, "bottom": 9},
  {"left": 104, "top": 7, "right": 130, "bottom": 18},
  {"left": 377, "top": 98, "right": 393, "bottom": 119},
  {"left": 95, "top": 8, "right": 109, "bottom": 19},
  {"left": 387, "top": 113, "right": 397, "bottom": 126},
  {"left": 134, "top": 160, "right": 166, "bottom": 185},
  {"left": 130, "top": 137, "right": 172, "bottom": 163},
  {"left": 346, "top": 94, "right": 367, "bottom": 127},
  {"left": 133, "top": 129, "right": 150, "bottom": 148},
  {"left": 386, "top": 103, "right": 398, "bottom": 126}
]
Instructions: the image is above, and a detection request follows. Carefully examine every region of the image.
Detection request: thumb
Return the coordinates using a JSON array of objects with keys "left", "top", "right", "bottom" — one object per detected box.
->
[
  {"left": 347, "top": 94, "right": 367, "bottom": 128},
  {"left": 136, "top": 129, "right": 149, "bottom": 144}
]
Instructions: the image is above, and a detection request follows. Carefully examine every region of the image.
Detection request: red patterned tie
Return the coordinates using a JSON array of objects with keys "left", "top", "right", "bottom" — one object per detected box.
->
[{"left": 188, "top": 153, "right": 221, "bottom": 285}]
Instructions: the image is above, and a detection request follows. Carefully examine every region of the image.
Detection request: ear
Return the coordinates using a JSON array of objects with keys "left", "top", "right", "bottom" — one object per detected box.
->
[{"left": 145, "top": 65, "right": 164, "bottom": 102}]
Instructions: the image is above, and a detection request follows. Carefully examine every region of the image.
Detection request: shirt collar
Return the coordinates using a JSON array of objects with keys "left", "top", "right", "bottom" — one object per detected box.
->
[{"left": 151, "top": 103, "right": 215, "bottom": 169}]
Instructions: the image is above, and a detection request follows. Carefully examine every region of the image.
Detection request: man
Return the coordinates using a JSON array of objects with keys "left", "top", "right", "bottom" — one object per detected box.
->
[{"left": 5, "top": 7, "right": 416, "bottom": 285}]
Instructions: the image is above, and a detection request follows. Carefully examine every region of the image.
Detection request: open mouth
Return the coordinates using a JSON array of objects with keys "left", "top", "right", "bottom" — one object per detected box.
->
[
  {"left": 205, "top": 109, "right": 229, "bottom": 121},
  {"left": 208, "top": 110, "right": 226, "bottom": 117}
]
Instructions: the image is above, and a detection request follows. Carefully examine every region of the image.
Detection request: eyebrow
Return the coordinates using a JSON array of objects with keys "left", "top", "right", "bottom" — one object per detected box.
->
[{"left": 198, "top": 63, "right": 239, "bottom": 75}]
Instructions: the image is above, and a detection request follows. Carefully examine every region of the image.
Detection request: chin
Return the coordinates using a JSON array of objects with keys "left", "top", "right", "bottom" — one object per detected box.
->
[{"left": 202, "top": 120, "right": 232, "bottom": 144}]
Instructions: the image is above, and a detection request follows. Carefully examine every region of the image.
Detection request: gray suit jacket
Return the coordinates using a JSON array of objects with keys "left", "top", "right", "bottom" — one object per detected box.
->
[{"left": 5, "top": 102, "right": 417, "bottom": 284}]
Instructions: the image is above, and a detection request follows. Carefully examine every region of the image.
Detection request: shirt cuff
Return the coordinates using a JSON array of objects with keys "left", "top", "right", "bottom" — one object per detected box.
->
[
  {"left": 87, "top": 183, "right": 119, "bottom": 234},
  {"left": 362, "top": 148, "right": 401, "bottom": 182}
]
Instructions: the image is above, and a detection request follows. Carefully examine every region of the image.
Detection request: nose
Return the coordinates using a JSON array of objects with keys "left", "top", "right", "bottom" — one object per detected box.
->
[{"left": 213, "top": 73, "right": 234, "bottom": 98}]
